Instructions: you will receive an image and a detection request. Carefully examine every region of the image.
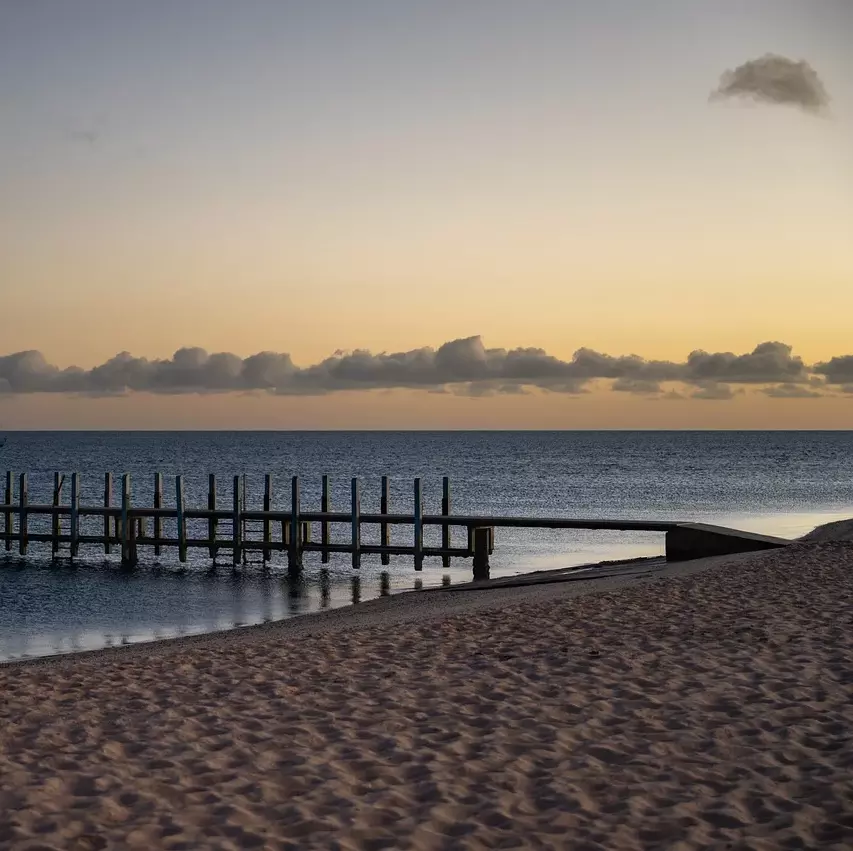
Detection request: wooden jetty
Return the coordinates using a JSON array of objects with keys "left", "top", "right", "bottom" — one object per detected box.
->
[{"left": 0, "top": 472, "right": 789, "bottom": 579}]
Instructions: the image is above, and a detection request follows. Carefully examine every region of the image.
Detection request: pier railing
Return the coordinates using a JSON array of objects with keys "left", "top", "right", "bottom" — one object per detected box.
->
[{"left": 1, "top": 471, "right": 681, "bottom": 578}]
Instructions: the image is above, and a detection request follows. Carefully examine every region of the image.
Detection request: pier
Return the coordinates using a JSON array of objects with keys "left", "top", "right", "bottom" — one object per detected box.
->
[{"left": 1, "top": 472, "right": 789, "bottom": 578}]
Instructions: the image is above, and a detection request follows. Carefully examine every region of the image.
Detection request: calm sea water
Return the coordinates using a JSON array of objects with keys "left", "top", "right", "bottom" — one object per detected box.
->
[{"left": 1, "top": 431, "right": 852, "bottom": 661}]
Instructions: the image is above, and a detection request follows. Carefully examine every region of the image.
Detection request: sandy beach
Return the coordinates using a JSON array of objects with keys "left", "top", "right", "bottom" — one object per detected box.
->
[{"left": 1, "top": 542, "right": 852, "bottom": 850}]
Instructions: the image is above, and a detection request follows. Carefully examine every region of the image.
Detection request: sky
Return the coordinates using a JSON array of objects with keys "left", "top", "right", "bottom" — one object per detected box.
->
[{"left": 1, "top": 0, "right": 851, "bottom": 428}]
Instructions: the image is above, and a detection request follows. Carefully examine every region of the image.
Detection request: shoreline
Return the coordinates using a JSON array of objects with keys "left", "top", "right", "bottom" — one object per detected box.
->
[{"left": 1, "top": 549, "right": 743, "bottom": 671}]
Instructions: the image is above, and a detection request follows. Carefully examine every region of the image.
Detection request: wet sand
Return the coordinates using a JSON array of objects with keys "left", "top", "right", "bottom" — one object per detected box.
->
[{"left": 1, "top": 542, "right": 852, "bottom": 850}]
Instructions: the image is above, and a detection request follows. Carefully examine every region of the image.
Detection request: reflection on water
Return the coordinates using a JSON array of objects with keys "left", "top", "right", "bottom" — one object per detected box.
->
[
  {"left": 0, "top": 556, "right": 441, "bottom": 662},
  {"left": 0, "top": 514, "right": 848, "bottom": 662}
]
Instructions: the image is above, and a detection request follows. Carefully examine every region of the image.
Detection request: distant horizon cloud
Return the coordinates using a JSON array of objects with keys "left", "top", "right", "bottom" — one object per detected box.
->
[
  {"left": 710, "top": 53, "right": 830, "bottom": 114},
  {"left": 0, "top": 338, "right": 851, "bottom": 401}
]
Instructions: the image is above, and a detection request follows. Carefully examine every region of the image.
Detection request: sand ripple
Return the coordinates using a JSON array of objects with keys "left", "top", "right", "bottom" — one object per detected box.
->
[{"left": 2, "top": 542, "right": 853, "bottom": 849}]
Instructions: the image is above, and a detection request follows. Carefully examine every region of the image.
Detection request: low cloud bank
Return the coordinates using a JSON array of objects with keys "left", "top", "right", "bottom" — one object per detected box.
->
[{"left": 0, "top": 338, "right": 849, "bottom": 400}]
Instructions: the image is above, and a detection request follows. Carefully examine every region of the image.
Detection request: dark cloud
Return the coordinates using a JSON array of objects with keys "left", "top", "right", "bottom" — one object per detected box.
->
[
  {"left": 814, "top": 355, "right": 853, "bottom": 386},
  {"left": 683, "top": 342, "right": 808, "bottom": 384},
  {"left": 710, "top": 54, "right": 830, "bottom": 114},
  {"left": 0, "top": 338, "right": 849, "bottom": 399},
  {"left": 763, "top": 384, "right": 823, "bottom": 399}
]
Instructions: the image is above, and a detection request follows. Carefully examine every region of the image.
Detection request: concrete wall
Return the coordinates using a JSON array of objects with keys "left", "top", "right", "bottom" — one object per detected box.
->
[{"left": 666, "top": 523, "right": 789, "bottom": 562}]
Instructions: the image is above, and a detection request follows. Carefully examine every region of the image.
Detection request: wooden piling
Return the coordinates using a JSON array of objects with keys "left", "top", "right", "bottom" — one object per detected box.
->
[
  {"left": 472, "top": 527, "right": 491, "bottom": 580},
  {"left": 176, "top": 475, "right": 187, "bottom": 563},
  {"left": 288, "top": 476, "right": 302, "bottom": 575},
  {"left": 3, "top": 472, "right": 11, "bottom": 551},
  {"left": 18, "top": 473, "right": 28, "bottom": 556},
  {"left": 413, "top": 477, "right": 423, "bottom": 571},
  {"left": 52, "top": 473, "right": 63, "bottom": 556},
  {"left": 70, "top": 473, "right": 80, "bottom": 558},
  {"left": 263, "top": 474, "right": 272, "bottom": 562},
  {"left": 321, "top": 474, "right": 330, "bottom": 563},
  {"left": 351, "top": 477, "right": 361, "bottom": 569},
  {"left": 207, "top": 474, "right": 216, "bottom": 559},
  {"left": 232, "top": 475, "right": 242, "bottom": 568},
  {"left": 103, "top": 472, "right": 112, "bottom": 554},
  {"left": 441, "top": 476, "right": 451, "bottom": 567},
  {"left": 120, "top": 474, "right": 131, "bottom": 565},
  {"left": 380, "top": 475, "right": 390, "bottom": 566},
  {"left": 153, "top": 473, "right": 163, "bottom": 556}
]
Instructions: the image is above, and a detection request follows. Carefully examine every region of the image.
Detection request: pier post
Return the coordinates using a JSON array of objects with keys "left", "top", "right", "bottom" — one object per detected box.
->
[
  {"left": 288, "top": 476, "right": 302, "bottom": 575},
  {"left": 103, "top": 473, "right": 112, "bottom": 555},
  {"left": 52, "top": 473, "right": 63, "bottom": 557},
  {"left": 207, "top": 474, "right": 217, "bottom": 559},
  {"left": 321, "top": 474, "right": 330, "bottom": 563},
  {"left": 380, "top": 475, "right": 390, "bottom": 565},
  {"left": 441, "top": 476, "right": 451, "bottom": 568},
  {"left": 413, "top": 477, "right": 423, "bottom": 571},
  {"left": 351, "top": 477, "right": 361, "bottom": 569},
  {"left": 232, "top": 475, "right": 242, "bottom": 568},
  {"left": 18, "top": 473, "right": 28, "bottom": 556},
  {"left": 153, "top": 473, "right": 163, "bottom": 556},
  {"left": 472, "top": 527, "right": 491, "bottom": 580},
  {"left": 70, "top": 473, "right": 80, "bottom": 558},
  {"left": 176, "top": 475, "right": 187, "bottom": 563},
  {"left": 3, "top": 472, "right": 11, "bottom": 551},
  {"left": 120, "top": 474, "right": 133, "bottom": 566},
  {"left": 263, "top": 474, "right": 272, "bottom": 563}
]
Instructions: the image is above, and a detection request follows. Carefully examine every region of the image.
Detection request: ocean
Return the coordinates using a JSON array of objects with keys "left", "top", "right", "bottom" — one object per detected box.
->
[{"left": 1, "top": 430, "right": 851, "bottom": 661}]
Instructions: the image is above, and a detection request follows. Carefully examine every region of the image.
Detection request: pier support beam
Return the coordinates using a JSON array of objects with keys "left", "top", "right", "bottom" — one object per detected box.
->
[
  {"left": 18, "top": 473, "right": 28, "bottom": 556},
  {"left": 3, "top": 472, "right": 11, "bottom": 552},
  {"left": 232, "top": 475, "right": 242, "bottom": 569},
  {"left": 350, "top": 478, "right": 360, "bottom": 570},
  {"left": 441, "top": 476, "right": 451, "bottom": 568},
  {"left": 321, "top": 475, "right": 331, "bottom": 564},
  {"left": 413, "top": 477, "right": 423, "bottom": 571},
  {"left": 69, "top": 473, "right": 80, "bottom": 559},
  {"left": 207, "top": 474, "right": 217, "bottom": 559},
  {"left": 103, "top": 473, "right": 112, "bottom": 555},
  {"left": 380, "top": 475, "right": 390, "bottom": 566},
  {"left": 288, "top": 476, "right": 302, "bottom": 576},
  {"left": 52, "top": 473, "right": 63, "bottom": 557},
  {"left": 472, "top": 526, "right": 493, "bottom": 581},
  {"left": 153, "top": 473, "right": 163, "bottom": 557}
]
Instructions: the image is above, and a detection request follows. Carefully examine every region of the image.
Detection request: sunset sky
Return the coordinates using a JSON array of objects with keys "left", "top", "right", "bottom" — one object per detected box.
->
[{"left": 1, "top": 0, "right": 851, "bottom": 428}]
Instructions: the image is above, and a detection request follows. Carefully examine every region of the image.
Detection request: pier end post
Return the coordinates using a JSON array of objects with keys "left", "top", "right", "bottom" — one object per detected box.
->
[{"left": 472, "top": 526, "right": 492, "bottom": 581}]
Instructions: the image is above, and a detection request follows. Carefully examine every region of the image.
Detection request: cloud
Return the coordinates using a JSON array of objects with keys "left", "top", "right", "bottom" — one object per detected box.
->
[
  {"left": 612, "top": 378, "right": 663, "bottom": 395},
  {"left": 710, "top": 54, "right": 830, "bottom": 114},
  {"left": 762, "top": 384, "right": 823, "bottom": 399},
  {"left": 683, "top": 342, "right": 808, "bottom": 384},
  {"left": 814, "top": 355, "right": 853, "bottom": 386},
  {"left": 0, "top": 338, "right": 850, "bottom": 400},
  {"left": 691, "top": 383, "right": 737, "bottom": 401}
]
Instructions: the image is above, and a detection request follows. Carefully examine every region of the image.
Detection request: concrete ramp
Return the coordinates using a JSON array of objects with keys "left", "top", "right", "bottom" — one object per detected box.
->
[{"left": 666, "top": 523, "right": 790, "bottom": 562}]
